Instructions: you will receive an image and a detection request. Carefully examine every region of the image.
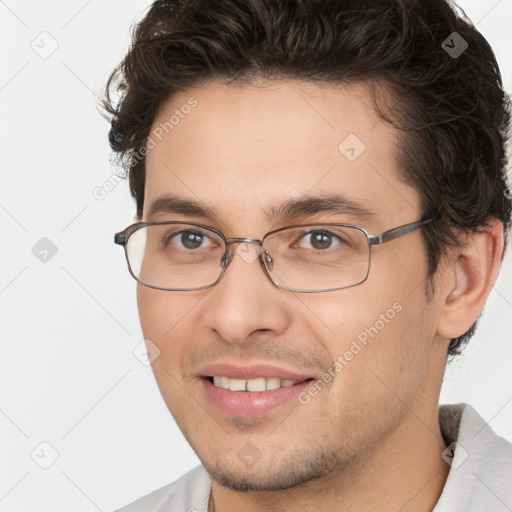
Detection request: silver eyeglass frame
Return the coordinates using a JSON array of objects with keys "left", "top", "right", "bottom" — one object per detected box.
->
[{"left": 114, "top": 216, "right": 437, "bottom": 293}]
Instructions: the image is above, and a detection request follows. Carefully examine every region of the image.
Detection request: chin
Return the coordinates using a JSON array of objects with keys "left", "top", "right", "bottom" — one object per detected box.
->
[{"left": 198, "top": 447, "right": 342, "bottom": 492}]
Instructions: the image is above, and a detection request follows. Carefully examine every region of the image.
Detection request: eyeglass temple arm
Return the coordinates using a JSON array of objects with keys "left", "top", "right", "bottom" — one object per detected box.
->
[
  {"left": 368, "top": 217, "right": 436, "bottom": 246},
  {"left": 114, "top": 224, "right": 144, "bottom": 246},
  {"left": 114, "top": 233, "right": 126, "bottom": 246}
]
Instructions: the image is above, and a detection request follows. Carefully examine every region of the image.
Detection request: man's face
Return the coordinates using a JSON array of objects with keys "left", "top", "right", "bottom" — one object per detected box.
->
[{"left": 139, "top": 80, "right": 445, "bottom": 490}]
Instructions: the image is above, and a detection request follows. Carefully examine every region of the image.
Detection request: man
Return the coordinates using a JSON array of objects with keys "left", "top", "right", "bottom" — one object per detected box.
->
[{"left": 104, "top": 0, "right": 512, "bottom": 510}]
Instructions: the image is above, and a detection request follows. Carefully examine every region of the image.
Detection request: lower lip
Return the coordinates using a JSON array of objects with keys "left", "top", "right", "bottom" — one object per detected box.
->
[{"left": 201, "top": 378, "right": 313, "bottom": 419}]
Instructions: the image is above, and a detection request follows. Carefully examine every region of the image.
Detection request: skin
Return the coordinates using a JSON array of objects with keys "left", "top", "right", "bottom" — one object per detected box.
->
[{"left": 138, "top": 79, "right": 504, "bottom": 511}]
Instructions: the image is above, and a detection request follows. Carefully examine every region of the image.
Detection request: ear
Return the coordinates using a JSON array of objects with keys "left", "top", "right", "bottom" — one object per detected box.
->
[{"left": 436, "top": 219, "right": 505, "bottom": 339}]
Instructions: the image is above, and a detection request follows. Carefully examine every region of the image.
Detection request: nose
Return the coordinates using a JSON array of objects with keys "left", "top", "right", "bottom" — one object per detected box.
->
[{"left": 204, "top": 241, "right": 291, "bottom": 345}]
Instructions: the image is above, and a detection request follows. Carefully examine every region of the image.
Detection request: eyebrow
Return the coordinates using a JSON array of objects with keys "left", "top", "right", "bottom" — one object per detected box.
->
[
  {"left": 146, "top": 193, "right": 375, "bottom": 224},
  {"left": 147, "top": 195, "right": 217, "bottom": 220},
  {"left": 265, "top": 194, "right": 375, "bottom": 224}
]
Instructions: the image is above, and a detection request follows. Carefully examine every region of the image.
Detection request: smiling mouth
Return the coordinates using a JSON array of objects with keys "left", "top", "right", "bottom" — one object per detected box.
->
[{"left": 206, "top": 375, "right": 315, "bottom": 392}]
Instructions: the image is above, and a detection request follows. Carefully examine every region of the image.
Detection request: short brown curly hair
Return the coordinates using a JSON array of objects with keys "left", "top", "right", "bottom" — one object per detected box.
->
[{"left": 103, "top": 0, "right": 511, "bottom": 356}]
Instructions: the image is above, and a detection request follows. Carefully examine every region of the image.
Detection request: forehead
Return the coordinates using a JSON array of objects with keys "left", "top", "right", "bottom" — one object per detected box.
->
[{"left": 144, "top": 79, "right": 421, "bottom": 229}]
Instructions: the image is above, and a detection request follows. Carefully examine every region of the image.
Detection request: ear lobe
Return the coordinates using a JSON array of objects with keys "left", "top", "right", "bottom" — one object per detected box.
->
[{"left": 437, "top": 219, "right": 504, "bottom": 339}]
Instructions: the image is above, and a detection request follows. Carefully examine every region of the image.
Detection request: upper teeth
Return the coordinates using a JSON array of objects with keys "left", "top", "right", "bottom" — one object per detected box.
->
[{"left": 212, "top": 376, "right": 299, "bottom": 391}]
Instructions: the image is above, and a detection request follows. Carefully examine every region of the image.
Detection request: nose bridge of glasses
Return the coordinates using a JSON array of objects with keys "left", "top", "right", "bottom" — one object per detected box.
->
[
  {"left": 226, "top": 237, "right": 262, "bottom": 256},
  {"left": 221, "top": 237, "right": 274, "bottom": 270},
  {"left": 224, "top": 237, "right": 263, "bottom": 254},
  {"left": 225, "top": 237, "right": 262, "bottom": 245}
]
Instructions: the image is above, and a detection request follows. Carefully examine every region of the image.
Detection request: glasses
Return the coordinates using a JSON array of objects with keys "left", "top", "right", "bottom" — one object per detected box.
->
[{"left": 114, "top": 217, "right": 436, "bottom": 293}]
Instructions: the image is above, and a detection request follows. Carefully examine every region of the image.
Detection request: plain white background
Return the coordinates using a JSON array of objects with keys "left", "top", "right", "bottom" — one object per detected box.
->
[{"left": 1, "top": 1, "right": 511, "bottom": 510}]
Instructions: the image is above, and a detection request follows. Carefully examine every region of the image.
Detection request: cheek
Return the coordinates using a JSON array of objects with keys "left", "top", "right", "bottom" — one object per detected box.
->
[
  {"left": 137, "top": 285, "right": 201, "bottom": 338},
  {"left": 288, "top": 285, "right": 434, "bottom": 454},
  {"left": 300, "top": 276, "right": 432, "bottom": 401},
  {"left": 298, "top": 283, "right": 400, "bottom": 354},
  {"left": 137, "top": 285, "right": 204, "bottom": 412},
  {"left": 137, "top": 284, "right": 205, "bottom": 381}
]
